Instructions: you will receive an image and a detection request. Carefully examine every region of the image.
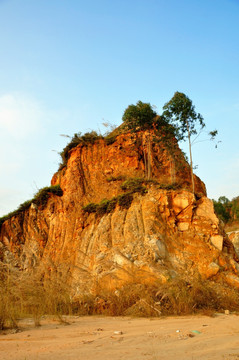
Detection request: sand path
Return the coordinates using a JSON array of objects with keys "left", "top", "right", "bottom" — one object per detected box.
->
[{"left": 0, "top": 314, "right": 239, "bottom": 360}]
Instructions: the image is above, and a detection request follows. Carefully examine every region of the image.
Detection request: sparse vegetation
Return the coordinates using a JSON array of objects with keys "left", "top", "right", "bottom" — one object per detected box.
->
[
  {"left": 82, "top": 198, "right": 118, "bottom": 215},
  {"left": 0, "top": 185, "right": 63, "bottom": 231},
  {"left": 59, "top": 131, "right": 104, "bottom": 169},
  {"left": 32, "top": 185, "right": 63, "bottom": 208},
  {"left": 82, "top": 177, "right": 185, "bottom": 217},
  {"left": 59, "top": 127, "right": 125, "bottom": 170},
  {"left": 97, "top": 198, "right": 118, "bottom": 215},
  {"left": 120, "top": 178, "right": 147, "bottom": 194},
  {"left": 82, "top": 193, "right": 133, "bottom": 215},
  {"left": 82, "top": 202, "right": 98, "bottom": 214},
  {"left": 82, "top": 177, "right": 150, "bottom": 216}
]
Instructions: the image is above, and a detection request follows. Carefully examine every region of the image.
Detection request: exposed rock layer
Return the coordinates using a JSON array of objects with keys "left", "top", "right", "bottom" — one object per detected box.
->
[{"left": 1, "top": 131, "right": 238, "bottom": 293}]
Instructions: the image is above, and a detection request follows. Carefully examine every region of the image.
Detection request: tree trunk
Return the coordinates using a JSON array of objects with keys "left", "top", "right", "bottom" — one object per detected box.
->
[
  {"left": 186, "top": 121, "right": 195, "bottom": 194},
  {"left": 147, "top": 135, "right": 151, "bottom": 180},
  {"left": 143, "top": 137, "right": 147, "bottom": 179}
]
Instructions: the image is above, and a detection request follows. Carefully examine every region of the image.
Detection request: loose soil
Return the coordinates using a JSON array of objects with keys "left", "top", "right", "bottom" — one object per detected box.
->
[{"left": 0, "top": 314, "right": 239, "bottom": 360}]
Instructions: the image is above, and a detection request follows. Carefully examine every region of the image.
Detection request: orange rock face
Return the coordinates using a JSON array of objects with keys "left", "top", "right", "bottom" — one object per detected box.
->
[{"left": 0, "top": 130, "right": 238, "bottom": 293}]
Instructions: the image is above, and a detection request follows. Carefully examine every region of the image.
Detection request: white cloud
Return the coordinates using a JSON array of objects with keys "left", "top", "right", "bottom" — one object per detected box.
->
[{"left": 0, "top": 93, "right": 43, "bottom": 138}]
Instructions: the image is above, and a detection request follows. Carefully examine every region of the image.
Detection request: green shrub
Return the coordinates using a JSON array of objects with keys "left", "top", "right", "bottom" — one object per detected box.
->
[
  {"left": 212, "top": 196, "right": 239, "bottom": 224},
  {"left": 0, "top": 199, "right": 33, "bottom": 229},
  {"left": 103, "top": 123, "right": 124, "bottom": 145},
  {"left": 107, "top": 198, "right": 118, "bottom": 212},
  {"left": 121, "top": 178, "right": 147, "bottom": 194},
  {"left": 59, "top": 133, "right": 83, "bottom": 167},
  {"left": 82, "top": 193, "right": 133, "bottom": 215},
  {"left": 82, "top": 203, "right": 98, "bottom": 213},
  {"left": 83, "top": 198, "right": 118, "bottom": 216},
  {"left": 97, "top": 199, "right": 110, "bottom": 216},
  {"left": 33, "top": 185, "right": 63, "bottom": 208},
  {"left": 82, "top": 177, "right": 150, "bottom": 217},
  {"left": 117, "top": 192, "right": 133, "bottom": 209},
  {"left": 97, "top": 198, "right": 118, "bottom": 215}
]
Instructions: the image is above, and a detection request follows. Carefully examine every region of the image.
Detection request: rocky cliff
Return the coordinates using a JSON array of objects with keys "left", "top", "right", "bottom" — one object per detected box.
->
[{"left": 1, "top": 130, "right": 239, "bottom": 294}]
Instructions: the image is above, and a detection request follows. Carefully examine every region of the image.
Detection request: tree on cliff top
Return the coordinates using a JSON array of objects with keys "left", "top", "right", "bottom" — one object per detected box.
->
[
  {"left": 122, "top": 101, "right": 159, "bottom": 179},
  {"left": 122, "top": 101, "right": 158, "bottom": 131},
  {"left": 162, "top": 92, "right": 217, "bottom": 194}
]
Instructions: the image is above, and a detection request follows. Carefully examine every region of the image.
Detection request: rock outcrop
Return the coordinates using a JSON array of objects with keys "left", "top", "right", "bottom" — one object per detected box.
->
[{"left": 1, "top": 130, "right": 239, "bottom": 293}]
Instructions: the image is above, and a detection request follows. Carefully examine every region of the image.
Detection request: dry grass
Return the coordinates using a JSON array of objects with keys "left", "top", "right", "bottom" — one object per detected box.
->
[
  {"left": 0, "top": 264, "right": 20, "bottom": 329},
  {"left": 0, "top": 262, "right": 72, "bottom": 330},
  {"left": 1, "top": 263, "right": 239, "bottom": 331},
  {"left": 74, "top": 276, "right": 239, "bottom": 317},
  {"left": 153, "top": 277, "right": 239, "bottom": 316}
]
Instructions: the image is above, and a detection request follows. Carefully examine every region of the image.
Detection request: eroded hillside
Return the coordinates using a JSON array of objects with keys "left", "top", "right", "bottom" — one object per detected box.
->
[{"left": 1, "top": 129, "right": 239, "bottom": 295}]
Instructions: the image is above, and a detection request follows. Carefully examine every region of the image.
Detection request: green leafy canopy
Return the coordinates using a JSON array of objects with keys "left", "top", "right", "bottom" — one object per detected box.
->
[
  {"left": 162, "top": 92, "right": 205, "bottom": 141},
  {"left": 122, "top": 101, "right": 158, "bottom": 131}
]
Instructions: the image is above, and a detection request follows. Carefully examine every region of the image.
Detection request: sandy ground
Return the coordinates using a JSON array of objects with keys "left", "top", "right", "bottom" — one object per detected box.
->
[{"left": 0, "top": 314, "right": 239, "bottom": 360}]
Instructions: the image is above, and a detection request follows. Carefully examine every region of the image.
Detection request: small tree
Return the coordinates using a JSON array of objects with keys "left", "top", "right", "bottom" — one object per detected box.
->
[
  {"left": 213, "top": 196, "right": 231, "bottom": 223},
  {"left": 122, "top": 101, "right": 157, "bottom": 131},
  {"left": 162, "top": 92, "right": 217, "bottom": 194},
  {"left": 122, "top": 101, "right": 158, "bottom": 179}
]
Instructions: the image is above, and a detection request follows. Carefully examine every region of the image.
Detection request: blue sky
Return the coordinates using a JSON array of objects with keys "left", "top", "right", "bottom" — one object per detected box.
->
[{"left": 0, "top": 0, "right": 239, "bottom": 216}]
